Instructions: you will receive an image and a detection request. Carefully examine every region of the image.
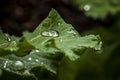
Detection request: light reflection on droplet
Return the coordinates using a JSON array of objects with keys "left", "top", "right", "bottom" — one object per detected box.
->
[
  {"left": 41, "top": 30, "right": 59, "bottom": 37},
  {"left": 4, "top": 34, "right": 11, "bottom": 42},
  {"left": 67, "top": 29, "right": 77, "bottom": 34},
  {"left": 28, "top": 57, "right": 32, "bottom": 61},
  {"left": 13, "top": 61, "right": 24, "bottom": 70},
  {"left": 35, "top": 59, "right": 39, "bottom": 62},
  {"left": 58, "top": 23, "right": 61, "bottom": 26},
  {"left": 41, "top": 62, "right": 44, "bottom": 65},
  {"left": 84, "top": 4, "right": 91, "bottom": 11},
  {"left": 15, "top": 61, "right": 23, "bottom": 67},
  {"left": 35, "top": 49, "right": 40, "bottom": 53},
  {"left": 3, "top": 61, "right": 8, "bottom": 69}
]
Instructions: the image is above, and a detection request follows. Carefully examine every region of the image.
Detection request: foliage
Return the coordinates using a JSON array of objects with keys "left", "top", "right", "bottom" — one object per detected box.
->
[
  {"left": 71, "top": 0, "right": 120, "bottom": 19},
  {"left": 58, "top": 26, "right": 120, "bottom": 80},
  {"left": 0, "top": 9, "right": 102, "bottom": 80}
]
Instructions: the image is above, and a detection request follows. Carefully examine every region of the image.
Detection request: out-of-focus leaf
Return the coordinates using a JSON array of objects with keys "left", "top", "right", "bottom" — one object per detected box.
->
[{"left": 72, "top": 0, "right": 120, "bottom": 19}]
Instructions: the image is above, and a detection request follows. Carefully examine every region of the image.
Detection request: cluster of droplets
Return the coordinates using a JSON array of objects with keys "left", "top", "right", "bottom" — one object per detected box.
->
[
  {"left": 27, "top": 49, "right": 44, "bottom": 65},
  {"left": 0, "top": 60, "right": 25, "bottom": 71},
  {"left": 0, "top": 49, "right": 45, "bottom": 75}
]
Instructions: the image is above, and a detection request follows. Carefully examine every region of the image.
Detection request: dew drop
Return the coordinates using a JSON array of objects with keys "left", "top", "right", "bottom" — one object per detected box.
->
[
  {"left": 58, "top": 22, "right": 61, "bottom": 26},
  {"left": 28, "top": 57, "right": 32, "bottom": 61},
  {"left": 35, "top": 49, "right": 40, "bottom": 53},
  {"left": 41, "top": 62, "right": 44, "bottom": 65},
  {"left": 84, "top": 4, "right": 91, "bottom": 11},
  {"left": 15, "top": 61, "right": 23, "bottom": 67},
  {"left": 3, "top": 61, "right": 9, "bottom": 69},
  {"left": 42, "top": 30, "right": 59, "bottom": 37},
  {"left": 14, "top": 61, "right": 24, "bottom": 70},
  {"left": 67, "top": 29, "right": 77, "bottom": 34},
  {"left": 35, "top": 59, "right": 39, "bottom": 62},
  {"left": 4, "top": 34, "right": 11, "bottom": 42}
]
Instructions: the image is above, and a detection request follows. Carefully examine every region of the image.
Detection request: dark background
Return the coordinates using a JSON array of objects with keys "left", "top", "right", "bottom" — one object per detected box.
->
[{"left": 0, "top": 0, "right": 112, "bottom": 36}]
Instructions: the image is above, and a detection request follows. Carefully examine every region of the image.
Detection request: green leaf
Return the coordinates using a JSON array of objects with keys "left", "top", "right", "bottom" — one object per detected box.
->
[
  {"left": 0, "top": 9, "right": 102, "bottom": 80},
  {"left": 72, "top": 0, "right": 120, "bottom": 19},
  {"left": 23, "top": 9, "right": 102, "bottom": 60},
  {"left": 0, "top": 29, "right": 18, "bottom": 56},
  {"left": 55, "top": 35, "right": 102, "bottom": 60},
  {"left": 0, "top": 50, "right": 62, "bottom": 79}
]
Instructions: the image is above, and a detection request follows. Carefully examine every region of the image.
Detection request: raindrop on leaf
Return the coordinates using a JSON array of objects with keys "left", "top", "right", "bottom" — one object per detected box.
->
[
  {"left": 58, "top": 22, "right": 61, "bottom": 26},
  {"left": 35, "top": 59, "right": 39, "bottom": 62},
  {"left": 3, "top": 61, "right": 9, "bottom": 69},
  {"left": 84, "top": 4, "right": 91, "bottom": 11},
  {"left": 41, "top": 30, "right": 59, "bottom": 37},
  {"left": 15, "top": 61, "right": 24, "bottom": 67},
  {"left": 35, "top": 49, "right": 40, "bottom": 53},
  {"left": 28, "top": 57, "right": 32, "bottom": 61},
  {"left": 14, "top": 61, "right": 24, "bottom": 70},
  {"left": 41, "top": 62, "right": 44, "bottom": 65},
  {"left": 4, "top": 34, "right": 11, "bottom": 42},
  {"left": 67, "top": 29, "right": 77, "bottom": 34}
]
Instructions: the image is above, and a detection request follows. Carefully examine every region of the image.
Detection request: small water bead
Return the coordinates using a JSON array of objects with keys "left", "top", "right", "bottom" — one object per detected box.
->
[
  {"left": 4, "top": 34, "right": 11, "bottom": 42},
  {"left": 42, "top": 30, "right": 59, "bottom": 37},
  {"left": 28, "top": 57, "right": 32, "bottom": 61},
  {"left": 3, "top": 61, "right": 9, "bottom": 69},
  {"left": 35, "top": 59, "right": 39, "bottom": 62},
  {"left": 84, "top": 4, "right": 91, "bottom": 11},
  {"left": 35, "top": 49, "right": 40, "bottom": 53},
  {"left": 14, "top": 61, "right": 24, "bottom": 70},
  {"left": 41, "top": 62, "right": 44, "bottom": 65},
  {"left": 2, "top": 60, "right": 11, "bottom": 71},
  {"left": 58, "top": 22, "right": 61, "bottom": 26},
  {"left": 67, "top": 29, "right": 77, "bottom": 34},
  {"left": 15, "top": 61, "right": 24, "bottom": 67}
]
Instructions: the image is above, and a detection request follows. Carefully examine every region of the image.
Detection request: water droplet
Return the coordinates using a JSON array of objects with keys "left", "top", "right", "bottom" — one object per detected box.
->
[
  {"left": 67, "top": 29, "right": 77, "bottom": 34},
  {"left": 3, "top": 61, "right": 9, "bottom": 69},
  {"left": 15, "top": 61, "right": 23, "bottom": 67},
  {"left": 2, "top": 60, "right": 10, "bottom": 71},
  {"left": 28, "top": 57, "right": 32, "bottom": 61},
  {"left": 35, "top": 59, "right": 39, "bottom": 62},
  {"left": 35, "top": 49, "right": 40, "bottom": 53},
  {"left": 42, "top": 30, "right": 59, "bottom": 37},
  {"left": 41, "top": 62, "right": 44, "bottom": 65},
  {"left": 14, "top": 61, "right": 24, "bottom": 70},
  {"left": 84, "top": 4, "right": 91, "bottom": 11},
  {"left": 4, "top": 34, "right": 11, "bottom": 42},
  {"left": 58, "top": 23, "right": 61, "bottom": 26}
]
